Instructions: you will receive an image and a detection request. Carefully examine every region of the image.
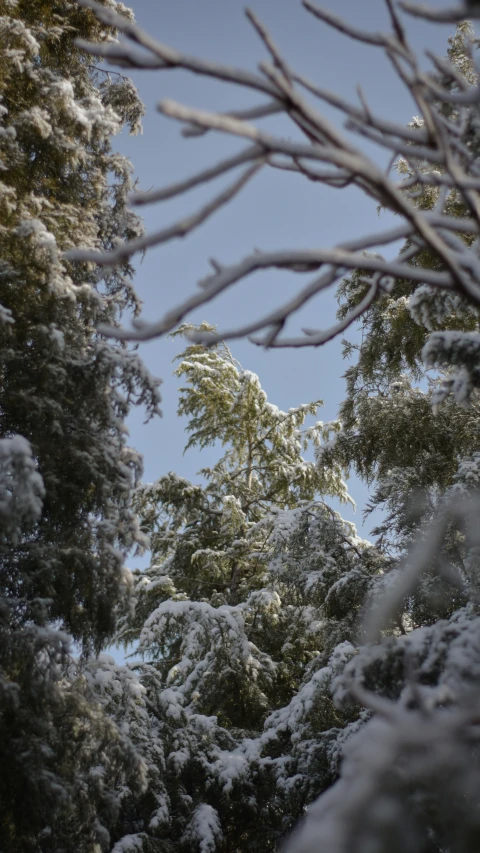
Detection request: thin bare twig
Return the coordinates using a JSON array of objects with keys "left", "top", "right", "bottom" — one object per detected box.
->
[
  {"left": 302, "top": 0, "right": 389, "bottom": 47},
  {"left": 75, "top": 0, "right": 279, "bottom": 97},
  {"left": 399, "top": 2, "right": 473, "bottom": 23},
  {"left": 181, "top": 101, "right": 282, "bottom": 138},
  {"left": 130, "top": 144, "right": 263, "bottom": 206},
  {"left": 251, "top": 277, "right": 380, "bottom": 348},
  {"left": 66, "top": 161, "right": 263, "bottom": 265},
  {"left": 74, "top": 0, "right": 480, "bottom": 350},
  {"left": 245, "top": 7, "right": 292, "bottom": 84}
]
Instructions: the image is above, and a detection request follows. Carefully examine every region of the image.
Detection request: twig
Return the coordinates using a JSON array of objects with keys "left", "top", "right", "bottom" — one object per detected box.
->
[
  {"left": 182, "top": 101, "right": 282, "bottom": 138},
  {"left": 302, "top": 0, "right": 389, "bottom": 47},
  {"left": 399, "top": 2, "right": 473, "bottom": 23},
  {"left": 66, "top": 161, "right": 263, "bottom": 265},
  {"left": 74, "top": 0, "right": 480, "bottom": 350},
  {"left": 245, "top": 7, "right": 292, "bottom": 84},
  {"left": 130, "top": 144, "right": 263, "bottom": 206}
]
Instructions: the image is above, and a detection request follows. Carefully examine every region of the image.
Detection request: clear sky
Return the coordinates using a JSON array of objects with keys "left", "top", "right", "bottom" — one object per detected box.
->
[{"left": 113, "top": 0, "right": 461, "bottom": 558}]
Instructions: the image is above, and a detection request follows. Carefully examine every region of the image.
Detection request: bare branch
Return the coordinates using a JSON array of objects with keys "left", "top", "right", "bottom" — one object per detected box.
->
[
  {"left": 344, "top": 118, "right": 444, "bottom": 162},
  {"left": 191, "top": 265, "right": 344, "bottom": 345},
  {"left": 399, "top": 2, "right": 473, "bottom": 23},
  {"left": 75, "top": 38, "right": 165, "bottom": 69},
  {"left": 130, "top": 144, "right": 263, "bottom": 206},
  {"left": 293, "top": 72, "right": 430, "bottom": 144},
  {"left": 245, "top": 7, "right": 292, "bottom": 84},
  {"left": 96, "top": 237, "right": 453, "bottom": 345},
  {"left": 158, "top": 99, "right": 370, "bottom": 172},
  {"left": 181, "top": 101, "right": 282, "bottom": 138},
  {"left": 74, "top": 0, "right": 480, "bottom": 350},
  {"left": 425, "top": 50, "right": 471, "bottom": 91},
  {"left": 267, "top": 156, "right": 354, "bottom": 188},
  {"left": 421, "top": 74, "right": 480, "bottom": 105},
  {"left": 302, "top": 0, "right": 389, "bottom": 46},
  {"left": 384, "top": 0, "right": 408, "bottom": 46},
  {"left": 75, "top": 0, "right": 279, "bottom": 97},
  {"left": 66, "top": 161, "right": 263, "bottom": 265},
  {"left": 251, "top": 277, "right": 380, "bottom": 348}
]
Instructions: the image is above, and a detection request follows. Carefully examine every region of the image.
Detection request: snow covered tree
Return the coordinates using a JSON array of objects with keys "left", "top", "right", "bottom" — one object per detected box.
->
[
  {"left": 0, "top": 2, "right": 160, "bottom": 850},
  {"left": 101, "top": 328, "right": 384, "bottom": 852},
  {"left": 66, "top": 2, "right": 480, "bottom": 851},
  {"left": 287, "top": 23, "right": 480, "bottom": 853},
  {"left": 316, "top": 23, "right": 480, "bottom": 624}
]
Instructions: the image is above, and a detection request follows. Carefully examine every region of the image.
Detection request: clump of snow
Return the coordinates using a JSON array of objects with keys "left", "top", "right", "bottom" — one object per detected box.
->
[
  {"left": 181, "top": 804, "right": 223, "bottom": 853},
  {"left": 0, "top": 435, "right": 44, "bottom": 541}
]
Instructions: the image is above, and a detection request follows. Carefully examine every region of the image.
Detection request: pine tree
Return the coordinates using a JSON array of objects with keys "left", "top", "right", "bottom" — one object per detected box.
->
[
  {"left": 0, "top": 2, "right": 160, "bottom": 849},
  {"left": 101, "top": 327, "right": 383, "bottom": 852},
  {"left": 47, "top": 3, "right": 480, "bottom": 849},
  {"left": 284, "top": 25, "right": 480, "bottom": 853},
  {"left": 328, "top": 23, "right": 480, "bottom": 549}
]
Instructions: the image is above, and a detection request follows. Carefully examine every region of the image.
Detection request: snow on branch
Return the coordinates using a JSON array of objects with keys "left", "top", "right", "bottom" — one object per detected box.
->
[{"left": 72, "top": 0, "right": 480, "bottom": 347}]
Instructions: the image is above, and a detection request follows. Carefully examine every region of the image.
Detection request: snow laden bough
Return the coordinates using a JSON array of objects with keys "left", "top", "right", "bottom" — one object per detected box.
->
[
  {"left": 94, "top": 333, "right": 385, "bottom": 852},
  {"left": 0, "top": 2, "right": 160, "bottom": 850}
]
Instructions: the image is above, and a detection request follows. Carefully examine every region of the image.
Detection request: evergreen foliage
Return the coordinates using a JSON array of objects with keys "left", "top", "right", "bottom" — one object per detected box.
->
[
  {"left": 100, "top": 328, "right": 384, "bottom": 852},
  {"left": 0, "top": 1, "right": 160, "bottom": 849},
  {"left": 287, "top": 23, "right": 480, "bottom": 853},
  {"left": 329, "top": 24, "right": 480, "bottom": 538},
  {"left": 98, "top": 22, "right": 480, "bottom": 853},
  {"left": 4, "top": 1, "right": 480, "bottom": 852}
]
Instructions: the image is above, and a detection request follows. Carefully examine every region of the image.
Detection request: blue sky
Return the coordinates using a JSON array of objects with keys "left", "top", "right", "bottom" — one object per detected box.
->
[{"left": 114, "top": 0, "right": 460, "bottom": 557}]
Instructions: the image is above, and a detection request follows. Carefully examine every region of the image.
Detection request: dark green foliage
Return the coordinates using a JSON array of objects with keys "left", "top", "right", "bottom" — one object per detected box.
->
[{"left": 0, "top": 1, "right": 160, "bottom": 849}]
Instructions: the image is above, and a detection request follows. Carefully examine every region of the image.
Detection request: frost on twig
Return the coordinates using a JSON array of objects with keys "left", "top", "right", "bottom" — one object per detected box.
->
[{"left": 73, "top": 0, "right": 480, "bottom": 349}]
